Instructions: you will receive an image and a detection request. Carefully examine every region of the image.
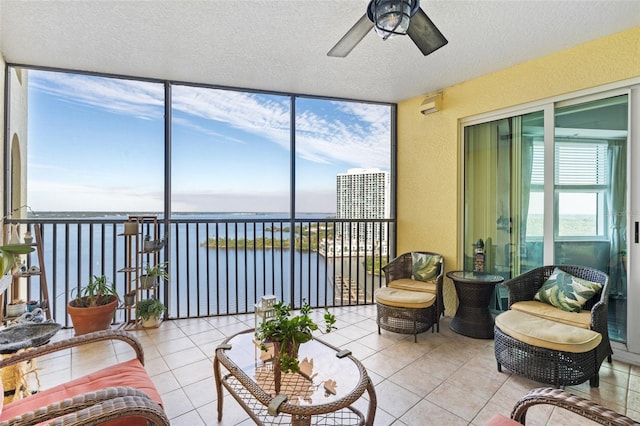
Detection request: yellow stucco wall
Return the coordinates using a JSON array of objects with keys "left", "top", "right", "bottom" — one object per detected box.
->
[
  {"left": 397, "top": 26, "right": 640, "bottom": 314},
  {"left": 0, "top": 53, "right": 5, "bottom": 229}
]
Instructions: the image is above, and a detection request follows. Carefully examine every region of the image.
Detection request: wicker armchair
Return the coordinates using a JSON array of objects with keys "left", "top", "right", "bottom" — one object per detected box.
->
[
  {"left": 485, "top": 387, "right": 638, "bottom": 425},
  {"left": 382, "top": 251, "right": 444, "bottom": 330},
  {"left": 0, "top": 329, "right": 169, "bottom": 425},
  {"left": 495, "top": 265, "right": 612, "bottom": 387}
]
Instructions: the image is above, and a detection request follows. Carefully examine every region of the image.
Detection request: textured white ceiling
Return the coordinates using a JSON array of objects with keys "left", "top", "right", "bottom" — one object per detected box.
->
[{"left": 1, "top": 0, "right": 639, "bottom": 103}]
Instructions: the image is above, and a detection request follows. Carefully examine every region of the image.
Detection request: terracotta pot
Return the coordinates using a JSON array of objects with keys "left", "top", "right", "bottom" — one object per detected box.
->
[{"left": 67, "top": 296, "right": 118, "bottom": 336}]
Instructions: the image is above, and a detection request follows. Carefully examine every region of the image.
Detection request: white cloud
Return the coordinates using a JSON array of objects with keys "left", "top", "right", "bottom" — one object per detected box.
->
[{"left": 30, "top": 71, "right": 390, "bottom": 169}]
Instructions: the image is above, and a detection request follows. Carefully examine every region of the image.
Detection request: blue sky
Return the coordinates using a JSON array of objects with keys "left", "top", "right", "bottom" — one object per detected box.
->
[{"left": 26, "top": 70, "right": 391, "bottom": 214}]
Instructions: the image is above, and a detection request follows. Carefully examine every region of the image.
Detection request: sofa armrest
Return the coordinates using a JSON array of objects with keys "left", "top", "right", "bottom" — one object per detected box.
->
[
  {"left": 510, "top": 387, "right": 637, "bottom": 425},
  {"left": 0, "top": 329, "right": 145, "bottom": 369},
  {"left": 0, "top": 386, "right": 169, "bottom": 426}
]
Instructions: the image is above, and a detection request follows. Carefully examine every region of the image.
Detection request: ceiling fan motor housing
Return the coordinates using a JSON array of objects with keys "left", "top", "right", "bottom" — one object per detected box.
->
[{"left": 367, "top": 0, "right": 420, "bottom": 39}]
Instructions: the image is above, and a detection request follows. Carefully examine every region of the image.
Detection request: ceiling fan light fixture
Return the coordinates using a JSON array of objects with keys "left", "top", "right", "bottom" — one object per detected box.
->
[{"left": 370, "top": 0, "right": 418, "bottom": 40}]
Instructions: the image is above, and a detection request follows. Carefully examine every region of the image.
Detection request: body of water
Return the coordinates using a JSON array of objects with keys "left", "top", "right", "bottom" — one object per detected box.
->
[{"left": 23, "top": 213, "right": 379, "bottom": 323}]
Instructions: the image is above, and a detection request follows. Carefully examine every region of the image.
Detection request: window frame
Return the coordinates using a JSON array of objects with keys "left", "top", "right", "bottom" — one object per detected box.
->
[{"left": 553, "top": 139, "right": 609, "bottom": 241}]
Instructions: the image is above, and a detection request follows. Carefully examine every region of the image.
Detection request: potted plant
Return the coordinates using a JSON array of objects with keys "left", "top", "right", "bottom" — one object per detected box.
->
[
  {"left": 139, "top": 262, "right": 169, "bottom": 289},
  {"left": 255, "top": 300, "right": 336, "bottom": 393},
  {"left": 123, "top": 290, "right": 136, "bottom": 307},
  {"left": 0, "top": 250, "right": 15, "bottom": 294},
  {"left": 136, "top": 297, "right": 165, "bottom": 328},
  {"left": 67, "top": 275, "right": 119, "bottom": 335}
]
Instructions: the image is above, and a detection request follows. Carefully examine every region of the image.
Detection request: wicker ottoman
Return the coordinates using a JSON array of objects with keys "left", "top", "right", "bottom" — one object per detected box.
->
[
  {"left": 494, "top": 310, "right": 603, "bottom": 387},
  {"left": 374, "top": 287, "right": 436, "bottom": 342}
]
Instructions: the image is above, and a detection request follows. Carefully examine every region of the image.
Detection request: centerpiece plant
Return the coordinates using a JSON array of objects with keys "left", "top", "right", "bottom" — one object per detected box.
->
[{"left": 256, "top": 301, "right": 337, "bottom": 375}]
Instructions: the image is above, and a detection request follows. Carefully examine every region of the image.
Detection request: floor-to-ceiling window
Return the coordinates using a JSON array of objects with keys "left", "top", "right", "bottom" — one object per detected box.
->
[
  {"left": 463, "top": 93, "right": 628, "bottom": 342},
  {"left": 6, "top": 65, "right": 396, "bottom": 318}
]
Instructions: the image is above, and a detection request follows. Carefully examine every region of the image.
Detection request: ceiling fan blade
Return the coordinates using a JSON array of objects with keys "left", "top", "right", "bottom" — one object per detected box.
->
[
  {"left": 407, "top": 8, "right": 448, "bottom": 56},
  {"left": 327, "top": 13, "right": 374, "bottom": 57}
]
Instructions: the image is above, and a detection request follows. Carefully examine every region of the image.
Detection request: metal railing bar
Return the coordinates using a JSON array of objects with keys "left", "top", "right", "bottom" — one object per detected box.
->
[{"left": 3, "top": 217, "right": 395, "bottom": 322}]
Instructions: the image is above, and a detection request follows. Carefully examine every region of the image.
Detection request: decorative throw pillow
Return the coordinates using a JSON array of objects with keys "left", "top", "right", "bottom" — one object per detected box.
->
[
  {"left": 411, "top": 253, "right": 441, "bottom": 282},
  {"left": 534, "top": 267, "right": 603, "bottom": 313}
]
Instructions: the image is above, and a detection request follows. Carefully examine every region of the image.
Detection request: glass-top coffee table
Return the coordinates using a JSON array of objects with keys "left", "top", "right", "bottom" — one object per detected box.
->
[{"left": 214, "top": 329, "right": 376, "bottom": 426}]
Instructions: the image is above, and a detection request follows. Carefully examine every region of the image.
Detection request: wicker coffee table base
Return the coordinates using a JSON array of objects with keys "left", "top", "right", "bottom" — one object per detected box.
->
[
  {"left": 494, "top": 325, "right": 599, "bottom": 387},
  {"left": 376, "top": 303, "right": 435, "bottom": 343}
]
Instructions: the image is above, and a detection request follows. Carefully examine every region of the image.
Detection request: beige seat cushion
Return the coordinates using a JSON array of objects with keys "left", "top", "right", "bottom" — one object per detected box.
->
[
  {"left": 495, "top": 310, "right": 601, "bottom": 353},
  {"left": 375, "top": 286, "right": 435, "bottom": 309},
  {"left": 511, "top": 300, "right": 591, "bottom": 329},
  {"left": 388, "top": 278, "right": 437, "bottom": 294}
]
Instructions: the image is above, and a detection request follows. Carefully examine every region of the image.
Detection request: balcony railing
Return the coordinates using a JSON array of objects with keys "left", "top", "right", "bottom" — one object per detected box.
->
[{"left": 4, "top": 217, "right": 395, "bottom": 328}]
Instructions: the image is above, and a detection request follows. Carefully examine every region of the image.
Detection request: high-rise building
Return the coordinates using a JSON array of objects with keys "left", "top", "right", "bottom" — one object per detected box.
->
[
  {"left": 331, "top": 168, "right": 390, "bottom": 254},
  {"left": 336, "top": 168, "right": 390, "bottom": 220}
]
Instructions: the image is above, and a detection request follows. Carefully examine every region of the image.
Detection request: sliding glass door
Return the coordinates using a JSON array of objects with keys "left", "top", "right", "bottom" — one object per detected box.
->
[
  {"left": 553, "top": 95, "right": 628, "bottom": 341},
  {"left": 463, "top": 94, "right": 628, "bottom": 342},
  {"left": 463, "top": 111, "right": 543, "bottom": 295}
]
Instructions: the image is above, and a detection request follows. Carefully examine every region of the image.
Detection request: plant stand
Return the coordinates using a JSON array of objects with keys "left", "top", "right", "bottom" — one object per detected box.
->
[
  {"left": 1, "top": 224, "right": 51, "bottom": 324},
  {"left": 118, "top": 216, "right": 165, "bottom": 330}
]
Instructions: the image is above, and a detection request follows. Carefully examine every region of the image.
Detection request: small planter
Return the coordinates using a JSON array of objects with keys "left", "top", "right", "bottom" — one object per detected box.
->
[
  {"left": 139, "top": 275, "right": 159, "bottom": 289},
  {"left": 124, "top": 293, "right": 136, "bottom": 307},
  {"left": 136, "top": 298, "right": 165, "bottom": 328},
  {"left": 141, "top": 316, "right": 161, "bottom": 328},
  {"left": 6, "top": 302, "right": 26, "bottom": 317}
]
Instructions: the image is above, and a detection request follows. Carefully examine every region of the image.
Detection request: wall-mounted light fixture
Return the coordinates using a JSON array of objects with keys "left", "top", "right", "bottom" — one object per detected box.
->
[{"left": 419, "top": 92, "right": 442, "bottom": 115}]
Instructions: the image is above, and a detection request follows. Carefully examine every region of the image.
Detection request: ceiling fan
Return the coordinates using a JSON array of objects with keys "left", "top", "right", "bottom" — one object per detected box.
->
[{"left": 327, "top": 0, "right": 448, "bottom": 57}]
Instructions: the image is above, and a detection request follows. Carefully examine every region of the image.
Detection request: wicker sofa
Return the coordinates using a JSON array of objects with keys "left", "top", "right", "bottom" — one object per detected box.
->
[
  {"left": 484, "top": 387, "right": 637, "bottom": 425},
  {"left": 494, "top": 265, "right": 612, "bottom": 388},
  {"left": 0, "top": 329, "right": 168, "bottom": 425}
]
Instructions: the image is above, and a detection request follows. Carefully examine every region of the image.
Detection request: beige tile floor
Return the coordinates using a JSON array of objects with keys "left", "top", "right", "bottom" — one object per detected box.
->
[{"left": 36, "top": 304, "right": 640, "bottom": 425}]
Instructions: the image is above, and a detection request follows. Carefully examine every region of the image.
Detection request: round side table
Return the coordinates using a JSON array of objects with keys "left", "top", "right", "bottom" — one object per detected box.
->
[{"left": 447, "top": 271, "right": 504, "bottom": 339}]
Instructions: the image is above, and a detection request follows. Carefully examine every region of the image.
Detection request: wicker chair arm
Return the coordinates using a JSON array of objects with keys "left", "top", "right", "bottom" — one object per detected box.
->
[
  {"left": 0, "top": 387, "right": 168, "bottom": 426},
  {"left": 382, "top": 253, "right": 412, "bottom": 282},
  {"left": 511, "top": 387, "right": 638, "bottom": 425},
  {"left": 0, "top": 330, "right": 145, "bottom": 369},
  {"left": 590, "top": 300, "right": 609, "bottom": 333},
  {"left": 503, "top": 268, "right": 545, "bottom": 307}
]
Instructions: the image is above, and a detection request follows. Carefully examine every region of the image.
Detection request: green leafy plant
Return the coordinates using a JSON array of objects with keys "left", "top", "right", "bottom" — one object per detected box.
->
[
  {"left": 255, "top": 300, "right": 336, "bottom": 374},
  {"left": 140, "top": 262, "right": 169, "bottom": 288},
  {"left": 70, "top": 275, "right": 118, "bottom": 308},
  {"left": 143, "top": 262, "right": 169, "bottom": 279},
  {"left": 136, "top": 297, "right": 165, "bottom": 321},
  {"left": 0, "top": 251, "right": 15, "bottom": 275}
]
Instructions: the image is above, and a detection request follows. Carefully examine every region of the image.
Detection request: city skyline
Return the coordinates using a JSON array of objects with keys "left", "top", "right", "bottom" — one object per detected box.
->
[{"left": 23, "top": 69, "right": 392, "bottom": 214}]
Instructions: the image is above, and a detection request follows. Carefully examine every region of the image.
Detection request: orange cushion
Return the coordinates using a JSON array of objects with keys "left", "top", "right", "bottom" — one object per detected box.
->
[
  {"left": 483, "top": 414, "right": 520, "bottom": 425},
  {"left": 0, "top": 358, "right": 163, "bottom": 426}
]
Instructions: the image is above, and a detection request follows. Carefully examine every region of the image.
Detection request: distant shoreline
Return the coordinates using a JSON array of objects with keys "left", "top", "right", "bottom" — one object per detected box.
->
[{"left": 26, "top": 211, "right": 336, "bottom": 219}]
